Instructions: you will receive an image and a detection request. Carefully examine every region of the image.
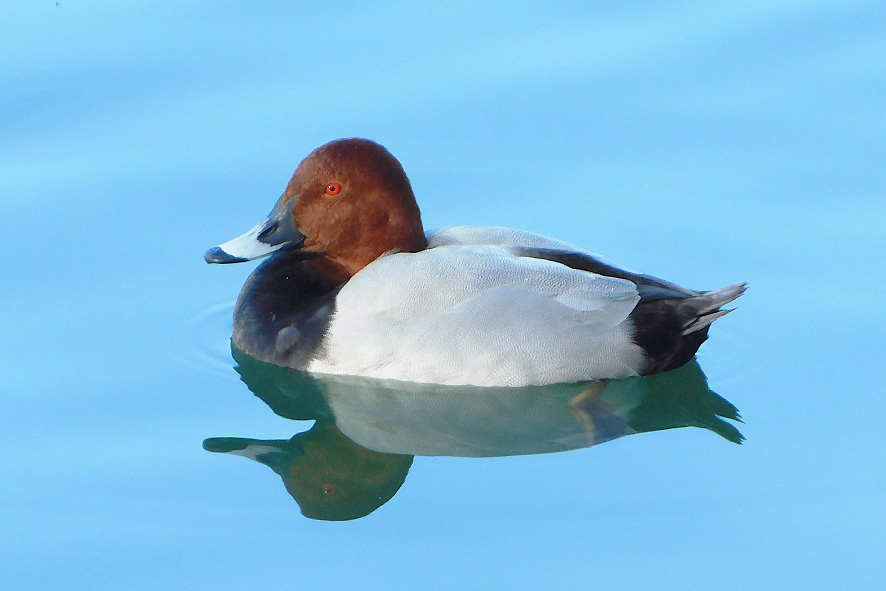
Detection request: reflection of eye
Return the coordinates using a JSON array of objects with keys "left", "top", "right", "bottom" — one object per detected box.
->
[
  {"left": 321, "top": 484, "right": 338, "bottom": 496},
  {"left": 325, "top": 182, "right": 341, "bottom": 195}
]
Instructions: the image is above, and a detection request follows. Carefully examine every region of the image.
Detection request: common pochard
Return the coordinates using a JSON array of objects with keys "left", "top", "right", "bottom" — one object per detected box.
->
[{"left": 205, "top": 138, "right": 745, "bottom": 387}]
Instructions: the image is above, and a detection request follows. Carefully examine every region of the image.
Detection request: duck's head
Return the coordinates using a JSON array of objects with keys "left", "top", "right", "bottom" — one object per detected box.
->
[{"left": 205, "top": 138, "right": 427, "bottom": 276}]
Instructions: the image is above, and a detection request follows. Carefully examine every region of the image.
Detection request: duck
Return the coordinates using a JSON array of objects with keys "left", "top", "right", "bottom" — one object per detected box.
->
[{"left": 205, "top": 138, "right": 745, "bottom": 387}]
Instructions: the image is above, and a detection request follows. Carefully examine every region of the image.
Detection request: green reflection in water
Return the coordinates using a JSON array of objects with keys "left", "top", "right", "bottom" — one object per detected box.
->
[
  {"left": 204, "top": 424, "right": 413, "bottom": 522},
  {"left": 205, "top": 346, "right": 742, "bottom": 521}
]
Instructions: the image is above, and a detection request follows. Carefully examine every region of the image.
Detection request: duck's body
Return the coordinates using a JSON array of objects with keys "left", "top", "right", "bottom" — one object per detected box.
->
[{"left": 207, "top": 139, "right": 745, "bottom": 387}]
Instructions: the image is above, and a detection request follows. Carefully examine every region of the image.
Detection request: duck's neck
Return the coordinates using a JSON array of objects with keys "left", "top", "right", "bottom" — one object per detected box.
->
[
  {"left": 310, "top": 255, "right": 354, "bottom": 283},
  {"left": 314, "top": 227, "right": 428, "bottom": 278}
]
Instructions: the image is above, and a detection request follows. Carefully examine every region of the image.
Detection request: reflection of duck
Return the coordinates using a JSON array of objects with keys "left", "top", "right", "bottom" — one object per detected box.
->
[
  {"left": 206, "top": 348, "right": 741, "bottom": 520},
  {"left": 204, "top": 423, "right": 412, "bottom": 522},
  {"left": 226, "top": 345, "right": 743, "bottom": 458},
  {"left": 205, "top": 138, "right": 745, "bottom": 387}
]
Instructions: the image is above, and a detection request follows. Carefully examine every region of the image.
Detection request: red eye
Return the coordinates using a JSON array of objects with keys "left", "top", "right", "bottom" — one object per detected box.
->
[{"left": 325, "top": 182, "right": 341, "bottom": 195}]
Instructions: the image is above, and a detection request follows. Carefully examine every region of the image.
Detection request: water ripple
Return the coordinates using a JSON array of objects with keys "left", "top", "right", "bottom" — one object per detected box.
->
[{"left": 181, "top": 300, "right": 237, "bottom": 379}]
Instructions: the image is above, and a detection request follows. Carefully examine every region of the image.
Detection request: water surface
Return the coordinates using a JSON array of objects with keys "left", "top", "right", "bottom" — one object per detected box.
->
[{"left": 3, "top": 1, "right": 885, "bottom": 589}]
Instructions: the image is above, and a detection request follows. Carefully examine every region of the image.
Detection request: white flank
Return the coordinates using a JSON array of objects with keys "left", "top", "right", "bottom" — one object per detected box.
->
[{"left": 306, "top": 242, "right": 646, "bottom": 387}]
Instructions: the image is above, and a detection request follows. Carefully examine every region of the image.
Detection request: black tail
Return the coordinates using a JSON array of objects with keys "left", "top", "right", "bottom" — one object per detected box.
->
[{"left": 631, "top": 283, "right": 746, "bottom": 375}]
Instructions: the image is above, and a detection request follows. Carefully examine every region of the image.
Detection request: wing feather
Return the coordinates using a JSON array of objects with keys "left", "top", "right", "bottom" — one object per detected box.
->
[{"left": 308, "top": 242, "right": 645, "bottom": 386}]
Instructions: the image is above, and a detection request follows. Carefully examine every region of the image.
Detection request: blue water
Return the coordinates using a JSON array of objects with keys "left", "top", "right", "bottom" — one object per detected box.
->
[{"left": 3, "top": 1, "right": 885, "bottom": 589}]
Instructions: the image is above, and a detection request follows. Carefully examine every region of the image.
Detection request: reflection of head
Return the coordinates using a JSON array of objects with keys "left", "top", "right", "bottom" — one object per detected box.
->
[
  {"left": 285, "top": 422, "right": 413, "bottom": 521},
  {"left": 204, "top": 421, "right": 413, "bottom": 521}
]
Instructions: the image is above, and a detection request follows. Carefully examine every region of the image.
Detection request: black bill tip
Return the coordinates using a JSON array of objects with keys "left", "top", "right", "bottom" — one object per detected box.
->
[
  {"left": 202, "top": 437, "right": 250, "bottom": 453},
  {"left": 204, "top": 246, "right": 248, "bottom": 264}
]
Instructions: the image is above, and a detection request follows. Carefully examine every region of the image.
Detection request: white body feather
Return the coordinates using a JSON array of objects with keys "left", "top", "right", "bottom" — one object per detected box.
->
[{"left": 305, "top": 227, "right": 646, "bottom": 387}]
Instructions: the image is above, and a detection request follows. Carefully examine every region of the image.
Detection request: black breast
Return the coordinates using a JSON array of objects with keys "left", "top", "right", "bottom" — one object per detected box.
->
[{"left": 232, "top": 251, "right": 343, "bottom": 369}]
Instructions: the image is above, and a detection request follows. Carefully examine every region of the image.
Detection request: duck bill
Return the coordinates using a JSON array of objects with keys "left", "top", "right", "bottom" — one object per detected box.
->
[
  {"left": 202, "top": 437, "right": 305, "bottom": 475},
  {"left": 204, "top": 198, "right": 306, "bottom": 264}
]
